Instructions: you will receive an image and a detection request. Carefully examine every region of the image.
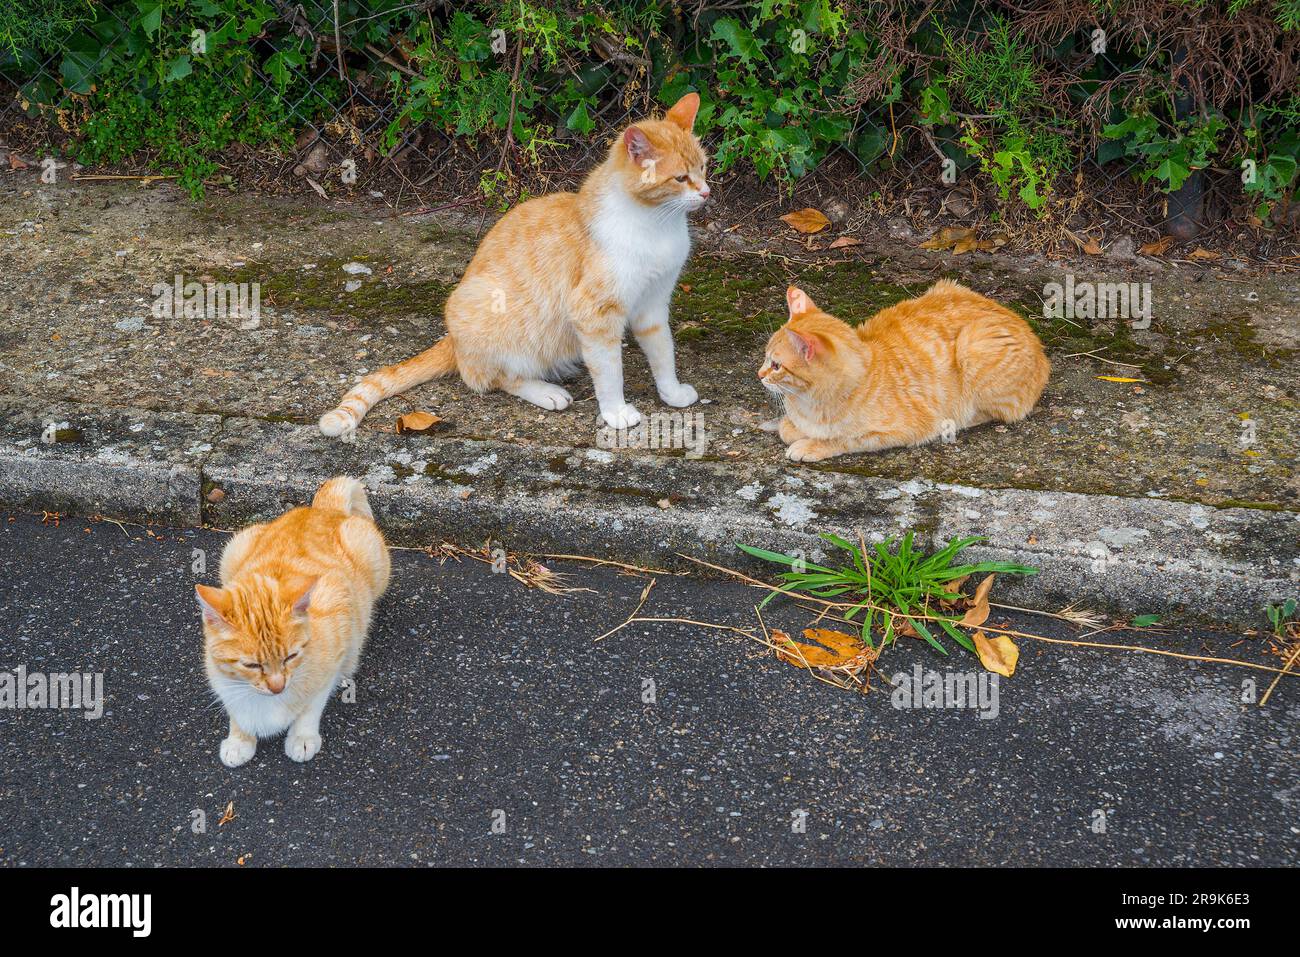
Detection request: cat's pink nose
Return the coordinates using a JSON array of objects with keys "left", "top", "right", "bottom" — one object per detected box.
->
[
  {"left": 266, "top": 674, "right": 286, "bottom": 694},
  {"left": 698, "top": 183, "right": 711, "bottom": 199}
]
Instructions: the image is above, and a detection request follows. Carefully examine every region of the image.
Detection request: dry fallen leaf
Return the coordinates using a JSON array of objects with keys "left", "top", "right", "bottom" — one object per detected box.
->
[
  {"left": 1063, "top": 228, "right": 1103, "bottom": 255},
  {"left": 773, "top": 627, "right": 875, "bottom": 669},
  {"left": 780, "top": 208, "right": 831, "bottom": 234},
  {"left": 1096, "top": 375, "right": 1145, "bottom": 383},
  {"left": 1139, "top": 235, "right": 1175, "bottom": 256},
  {"left": 1187, "top": 247, "right": 1221, "bottom": 261},
  {"left": 920, "top": 227, "right": 1004, "bottom": 254},
  {"left": 828, "top": 236, "right": 862, "bottom": 249},
  {"left": 973, "top": 630, "right": 1019, "bottom": 677},
  {"left": 9, "top": 153, "right": 29, "bottom": 170},
  {"left": 938, "top": 572, "right": 971, "bottom": 610},
  {"left": 218, "top": 801, "right": 235, "bottom": 826},
  {"left": 395, "top": 411, "right": 443, "bottom": 434},
  {"left": 959, "top": 573, "right": 996, "bottom": 628},
  {"left": 919, "top": 226, "right": 975, "bottom": 250}
]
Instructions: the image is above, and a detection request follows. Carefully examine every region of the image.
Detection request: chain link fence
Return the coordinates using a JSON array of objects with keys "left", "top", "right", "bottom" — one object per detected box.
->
[{"left": 2, "top": 2, "right": 1296, "bottom": 251}]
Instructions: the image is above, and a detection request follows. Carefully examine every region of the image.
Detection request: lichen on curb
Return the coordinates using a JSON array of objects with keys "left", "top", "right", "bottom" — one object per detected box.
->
[{"left": 2, "top": 398, "right": 1296, "bottom": 629}]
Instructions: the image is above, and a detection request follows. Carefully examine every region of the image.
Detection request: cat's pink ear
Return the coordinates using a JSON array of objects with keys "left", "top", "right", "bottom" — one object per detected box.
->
[
  {"left": 786, "top": 286, "right": 816, "bottom": 317},
  {"left": 624, "top": 126, "right": 656, "bottom": 166},
  {"left": 786, "top": 327, "right": 821, "bottom": 361},
  {"left": 291, "top": 579, "right": 318, "bottom": 618},
  {"left": 665, "top": 92, "right": 700, "bottom": 131},
  {"left": 195, "top": 584, "right": 229, "bottom": 627}
]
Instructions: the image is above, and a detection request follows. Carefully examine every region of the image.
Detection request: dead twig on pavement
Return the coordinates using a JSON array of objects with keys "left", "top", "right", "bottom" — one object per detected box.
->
[
  {"left": 1260, "top": 635, "right": 1300, "bottom": 706},
  {"left": 596, "top": 579, "right": 656, "bottom": 642}
]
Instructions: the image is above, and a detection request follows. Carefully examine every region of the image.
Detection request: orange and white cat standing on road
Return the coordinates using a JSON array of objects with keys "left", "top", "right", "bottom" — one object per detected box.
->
[
  {"left": 196, "top": 477, "right": 390, "bottom": 767},
  {"left": 759, "top": 281, "right": 1050, "bottom": 462},
  {"left": 320, "top": 93, "right": 710, "bottom": 436}
]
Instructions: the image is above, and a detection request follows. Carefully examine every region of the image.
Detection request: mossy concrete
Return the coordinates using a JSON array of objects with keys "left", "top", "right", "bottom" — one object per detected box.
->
[{"left": 1, "top": 174, "right": 1296, "bottom": 625}]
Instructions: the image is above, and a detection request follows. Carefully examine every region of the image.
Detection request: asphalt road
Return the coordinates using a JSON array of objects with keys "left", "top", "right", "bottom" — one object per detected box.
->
[{"left": 1, "top": 511, "right": 1295, "bottom": 866}]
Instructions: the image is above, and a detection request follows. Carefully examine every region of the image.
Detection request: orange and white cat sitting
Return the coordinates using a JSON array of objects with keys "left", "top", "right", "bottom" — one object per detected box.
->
[
  {"left": 195, "top": 477, "right": 390, "bottom": 767},
  {"left": 759, "top": 281, "right": 1049, "bottom": 462},
  {"left": 320, "top": 93, "right": 710, "bottom": 437}
]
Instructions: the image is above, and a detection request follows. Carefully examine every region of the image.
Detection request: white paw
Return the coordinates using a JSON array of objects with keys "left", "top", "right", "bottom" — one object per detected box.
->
[
  {"left": 220, "top": 736, "right": 256, "bottom": 768},
  {"left": 522, "top": 382, "right": 573, "bottom": 411},
  {"left": 600, "top": 403, "right": 642, "bottom": 429},
  {"left": 285, "top": 732, "right": 322, "bottom": 762},
  {"left": 786, "top": 439, "right": 830, "bottom": 463},
  {"left": 658, "top": 382, "right": 699, "bottom": 408},
  {"left": 758, "top": 417, "right": 782, "bottom": 432}
]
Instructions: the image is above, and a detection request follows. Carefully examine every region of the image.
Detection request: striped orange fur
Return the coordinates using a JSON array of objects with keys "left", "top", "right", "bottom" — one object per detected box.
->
[
  {"left": 320, "top": 93, "right": 710, "bottom": 437},
  {"left": 196, "top": 476, "right": 390, "bottom": 767},
  {"left": 759, "top": 280, "right": 1050, "bottom": 462}
]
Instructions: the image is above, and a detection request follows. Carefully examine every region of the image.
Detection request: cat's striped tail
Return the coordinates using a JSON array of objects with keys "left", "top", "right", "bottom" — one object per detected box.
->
[
  {"left": 312, "top": 476, "right": 374, "bottom": 519},
  {"left": 319, "top": 337, "right": 457, "bottom": 436}
]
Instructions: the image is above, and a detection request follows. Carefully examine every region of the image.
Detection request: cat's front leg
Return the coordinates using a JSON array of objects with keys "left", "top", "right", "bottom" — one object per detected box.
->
[
  {"left": 285, "top": 679, "right": 336, "bottom": 762},
  {"left": 788, "top": 431, "right": 901, "bottom": 462},
  {"left": 220, "top": 718, "right": 257, "bottom": 768},
  {"left": 777, "top": 417, "right": 806, "bottom": 444},
  {"left": 786, "top": 437, "right": 845, "bottom": 462},
  {"left": 630, "top": 304, "right": 697, "bottom": 408},
  {"left": 583, "top": 338, "right": 641, "bottom": 429},
  {"left": 574, "top": 288, "right": 642, "bottom": 428}
]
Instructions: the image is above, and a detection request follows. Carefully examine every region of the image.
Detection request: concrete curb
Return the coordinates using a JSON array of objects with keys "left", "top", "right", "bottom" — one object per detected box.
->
[{"left": 4, "top": 397, "right": 1296, "bottom": 627}]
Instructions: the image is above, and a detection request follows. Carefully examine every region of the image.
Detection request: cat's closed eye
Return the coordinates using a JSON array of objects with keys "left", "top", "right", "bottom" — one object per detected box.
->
[
  {"left": 241, "top": 660, "right": 262, "bottom": 670},
  {"left": 283, "top": 651, "right": 299, "bottom": 664},
  {"left": 675, "top": 174, "right": 689, "bottom": 182}
]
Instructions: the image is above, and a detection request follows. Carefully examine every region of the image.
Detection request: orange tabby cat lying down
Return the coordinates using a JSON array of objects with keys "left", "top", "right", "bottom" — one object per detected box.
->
[
  {"left": 320, "top": 93, "right": 710, "bottom": 436},
  {"left": 196, "top": 477, "right": 390, "bottom": 767},
  {"left": 759, "top": 281, "right": 1049, "bottom": 462}
]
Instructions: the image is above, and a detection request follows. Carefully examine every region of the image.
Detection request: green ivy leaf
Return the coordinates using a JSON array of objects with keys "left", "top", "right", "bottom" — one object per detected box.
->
[
  {"left": 852, "top": 125, "right": 890, "bottom": 168},
  {"left": 135, "top": 0, "right": 163, "bottom": 38},
  {"left": 164, "top": 54, "right": 193, "bottom": 83},
  {"left": 1152, "top": 156, "right": 1191, "bottom": 190},
  {"left": 1018, "top": 181, "right": 1045, "bottom": 208},
  {"left": 263, "top": 51, "right": 292, "bottom": 89},
  {"left": 566, "top": 101, "right": 595, "bottom": 136},
  {"left": 711, "top": 18, "right": 762, "bottom": 64},
  {"left": 59, "top": 51, "right": 100, "bottom": 94},
  {"left": 1095, "top": 139, "right": 1128, "bottom": 164}
]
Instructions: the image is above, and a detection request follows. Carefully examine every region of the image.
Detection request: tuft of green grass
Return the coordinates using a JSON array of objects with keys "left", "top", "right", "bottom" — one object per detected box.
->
[
  {"left": 1265, "top": 598, "right": 1298, "bottom": 637},
  {"left": 737, "top": 532, "right": 1037, "bottom": 657}
]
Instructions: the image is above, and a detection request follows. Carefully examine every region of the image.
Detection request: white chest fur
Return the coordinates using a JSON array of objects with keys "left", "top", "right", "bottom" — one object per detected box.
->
[
  {"left": 589, "top": 187, "right": 690, "bottom": 318},
  {"left": 210, "top": 673, "right": 301, "bottom": 738}
]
